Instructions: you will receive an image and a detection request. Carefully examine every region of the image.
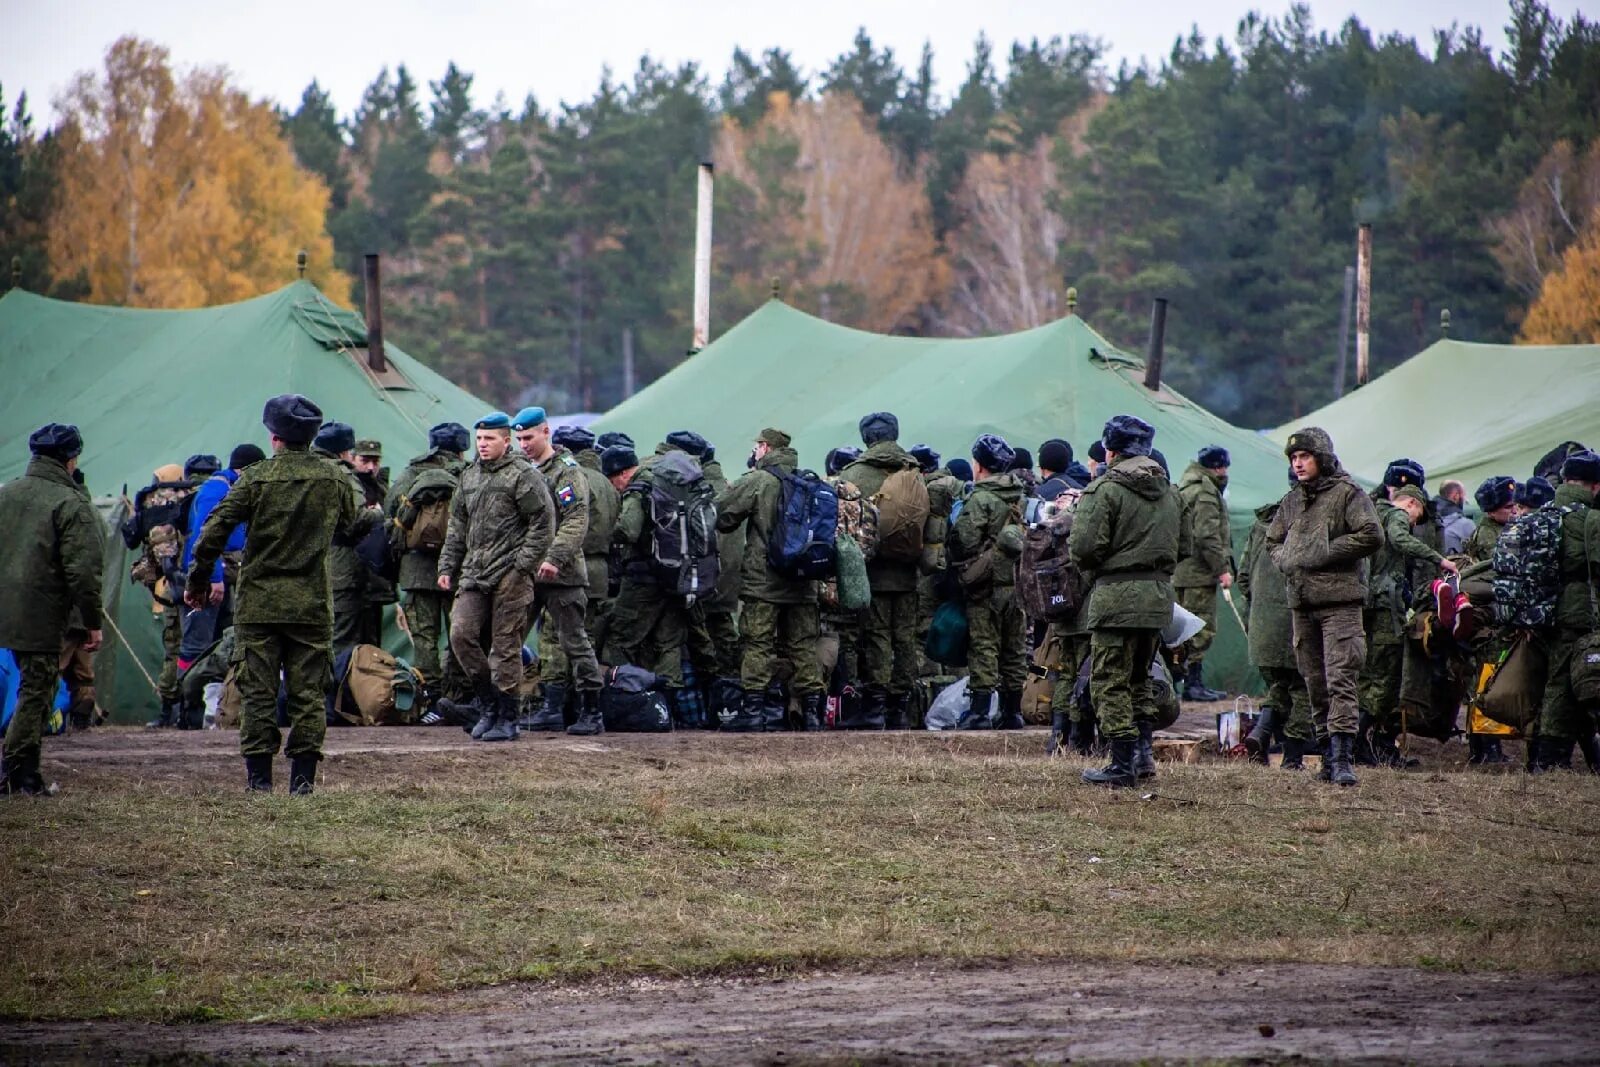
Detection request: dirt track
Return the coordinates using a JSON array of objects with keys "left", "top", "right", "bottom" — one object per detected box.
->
[{"left": 5, "top": 958, "right": 1594, "bottom": 1065}]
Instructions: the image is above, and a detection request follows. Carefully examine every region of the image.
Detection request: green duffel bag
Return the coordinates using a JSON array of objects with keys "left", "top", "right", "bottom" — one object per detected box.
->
[
  {"left": 834, "top": 534, "right": 872, "bottom": 611},
  {"left": 924, "top": 600, "right": 969, "bottom": 668}
]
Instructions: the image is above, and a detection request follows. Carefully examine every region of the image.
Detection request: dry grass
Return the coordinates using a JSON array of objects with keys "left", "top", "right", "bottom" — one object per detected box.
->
[{"left": 2, "top": 729, "right": 1598, "bottom": 1023}]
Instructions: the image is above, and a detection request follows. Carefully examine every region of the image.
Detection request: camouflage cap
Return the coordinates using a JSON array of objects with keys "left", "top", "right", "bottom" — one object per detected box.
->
[
  {"left": 353, "top": 439, "right": 382, "bottom": 458},
  {"left": 758, "top": 428, "right": 792, "bottom": 449},
  {"left": 1392, "top": 484, "right": 1428, "bottom": 507}
]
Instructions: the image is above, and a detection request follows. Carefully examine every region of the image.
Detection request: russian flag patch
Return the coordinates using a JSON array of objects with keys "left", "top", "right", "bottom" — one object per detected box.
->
[{"left": 558, "top": 483, "right": 577, "bottom": 507}]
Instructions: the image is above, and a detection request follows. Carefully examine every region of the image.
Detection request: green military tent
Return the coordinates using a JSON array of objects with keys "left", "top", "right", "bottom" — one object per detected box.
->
[
  {"left": 1271, "top": 338, "right": 1600, "bottom": 493},
  {"left": 592, "top": 298, "right": 1294, "bottom": 693},
  {"left": 0, "top": 281, "right": 493, "bottom": 723}
]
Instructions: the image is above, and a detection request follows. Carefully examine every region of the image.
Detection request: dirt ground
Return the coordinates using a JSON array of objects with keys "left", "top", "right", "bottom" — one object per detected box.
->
[{"left": 5, "top": 958, "right": 1596, "bottom": 1065}]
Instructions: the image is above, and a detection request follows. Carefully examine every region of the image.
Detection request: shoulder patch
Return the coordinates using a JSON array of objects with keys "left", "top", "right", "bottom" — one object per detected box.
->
[
  {"left": 561, "top": 453, "right": 578, "bottom": 467},
  {"left": 557, "top": 483, "right": 578, "bottom": 508}
]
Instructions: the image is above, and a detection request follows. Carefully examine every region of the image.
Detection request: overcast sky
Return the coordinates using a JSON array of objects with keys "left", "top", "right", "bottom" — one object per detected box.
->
[{"left": 2, "top": 0, "right": 1586, "bottom": 123}]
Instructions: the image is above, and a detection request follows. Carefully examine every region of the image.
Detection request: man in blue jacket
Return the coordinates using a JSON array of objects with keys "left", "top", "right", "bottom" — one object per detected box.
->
[{"left": 179, "top": 445, "right": 266, "bottom": 686}]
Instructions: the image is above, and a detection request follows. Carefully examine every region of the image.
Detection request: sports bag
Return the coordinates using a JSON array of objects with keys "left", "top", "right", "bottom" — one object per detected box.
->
[
  {"left": 330, "top": 644, "right": 423, "bottom": 726},
  {"left": 645, "top": 451, "right": 720, "bottom": 600},
  {"left": 873, "top": 467, "right": 930, "bottom": 562},
  {"left": 1018, "top": 505, "right": 1081, "bottom": 622},
  {"left": 392, "top": 466, "right": 459, "bottom": 551},
  {"left": 767, "top": 469, "right": 839, "bottom": 580},
  {"left": 599, "top": 664, "right": 673, "bottom": 732},
  {"left": 1492, "top": 504, "right": 1581, "bottom": 627}
]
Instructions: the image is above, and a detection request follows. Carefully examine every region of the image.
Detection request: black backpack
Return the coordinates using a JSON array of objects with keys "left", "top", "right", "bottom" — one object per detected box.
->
[
  {"left": 599, "top": 665, "right": 673, "bottom": 732},
  {"left": 644, "top": 451, "right": 720, "bottom": 600},
  {"left": 766, "top": 469, "right": 838, "bottom": 580}
]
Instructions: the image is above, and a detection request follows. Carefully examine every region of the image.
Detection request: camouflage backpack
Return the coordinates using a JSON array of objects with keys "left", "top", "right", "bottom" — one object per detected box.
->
[
  {"left": 822, "top": 479, "right": 878, "bottom": 610},
  {"left": 1491, "top": 503, "right": 1582, "bottom": 628}
]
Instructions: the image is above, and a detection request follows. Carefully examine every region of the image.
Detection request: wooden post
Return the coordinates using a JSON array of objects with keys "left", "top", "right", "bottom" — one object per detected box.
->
[
  {"left": 1144, "top": 297, "right": 1168, "bottom": 391},
  {"left": 1355, "top": 224, "right": 1372, "bottom": 387},
  {"left": 622, "top": 326, "right": 636, "bottom": 398},
  {"left": 1440, "top": 308, "right": 1451, "bottom": 337},
  {"left": 692, "top": 162, "right": 713, "bottom": 351},
  {"left": 1333, "top": 264, "right": 1354, "bottom": 398},
  {"left": 1066, "top": 287, "right": 1078, "bottom": 316},
  {"left": 363, "top": 253, "right": 388, "bottom": 373},
  {"left": 296, "top": 249, "right": 307, "bottom": 279}
]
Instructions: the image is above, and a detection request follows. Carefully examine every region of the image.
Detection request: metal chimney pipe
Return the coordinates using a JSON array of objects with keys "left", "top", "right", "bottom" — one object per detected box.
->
[
  {"left": 692, "top": 162, "right": 714, "bottom": 351},
  {"left": 1356, "top": 223, "right": 1372, "bottom": 387},
  {"left": 363, "top": 253, "right": 387, "bottom": 373},
  {"left": 1144, "top": 297, "right": 1168, "bottom": 391}
]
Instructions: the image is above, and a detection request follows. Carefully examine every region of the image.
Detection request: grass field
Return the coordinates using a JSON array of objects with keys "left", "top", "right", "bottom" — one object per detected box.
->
[{"left": 3, "top": 726, "right": 1598, "bottom": 1025}]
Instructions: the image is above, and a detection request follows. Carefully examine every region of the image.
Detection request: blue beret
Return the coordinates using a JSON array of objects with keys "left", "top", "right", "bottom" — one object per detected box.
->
[
  {"left": 859, "top": 411, "right": 899, "bottom": 445},
  {"left": 429, "top": 422, "right": 471, "bottom": 454},
  {"left": 1198, "top": 445, "right": 1230, "bottom": 468},
  {"left": 972, "top": 433, "right": 1015, "bottom": 472},
  {"left": 262, "top": 394, "right": 322, "bottom": 444},
  {"left": 908, "top": 443, "right": 939, "bottom": 473},
  {"left": 1516, "top": 476, "right": 1554, "bottom": 508},
  {"left": 596, "top": 431, "right": 635, "bottom": 451},
  {"left": 1561, "top": 449, "right": 1600, "bottom": 483},
  {"left": 600, "top": 445, "right": 638, "bottom": 477},
  {"left": 666, "top": 429, "right": 710, "bottom": 457},
  {"left": 1101, "top": 415, "right": 1155, "bottom": 457},
  {"left": 1474, "top": 476, "right": 1516, "bottom": 512},
  {"left": 184, "top": 454, "right": 221, "bottom": 478},
  {"left": 313, "top": 421, "right": 356, "bottom": 455},
  {"left": 28, "top": 423, "right": 83, "bottom": 460},
  {"left": 826, "top": 445, "right": 862, "bottom": 476},
  {"left": 552, "top": 425, "right": 596, "bottom": 452},
  {"left": 476, "top": 412, "right": 512, "bottom": 430},
  {"left": 946, "top": 458, "right": 973, "bottom": 483},
  {"left": 511, "top": 406, "right": 547, "bottom": 430},
  {"left": 1383, "top": 458, "right": 1426, "bottom": 488}
]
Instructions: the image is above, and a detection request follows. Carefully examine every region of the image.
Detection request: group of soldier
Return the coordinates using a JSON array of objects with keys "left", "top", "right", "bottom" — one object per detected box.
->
[{"left": 3, "top": 390, "right": 1598, "bottom": 796}]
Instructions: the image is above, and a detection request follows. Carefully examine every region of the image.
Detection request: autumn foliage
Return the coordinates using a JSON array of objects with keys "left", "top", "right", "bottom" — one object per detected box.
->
[{"left": 1519, "top": 204, "right": 1600, "bottom": 343}]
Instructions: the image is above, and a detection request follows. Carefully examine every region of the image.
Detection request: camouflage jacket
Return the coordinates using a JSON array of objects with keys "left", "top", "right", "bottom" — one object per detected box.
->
[
  {"left": 839, "top": 441, "right": 921, "bottom": 594},
  {"left": 1367, "top": 500, "right": 1445, "bottom": 631},
  {"left": 438, "top": 453, "right": 555, "bottom": 592},
  {"left": 534, "top": 447, "right": 590, "bottom": 588},
  {"left": 1173, "top": 462, "right": 1231, "bottom": 589},
  {"left": 951, "top": 473, "right": 1026, "bottom": 589},
  {"left": 715, "top": 446, "right": 814, "bottom": 605},
  {"left": 1551, "top": 483, "right": 1600, "bottom": 632},
  {"left": 1464, "top": 515, "right": 1504, "bottom": 564},
  {"left": 1265, "top": 466, "right": 1382, "bottom": 610},
  {"left": 572, "top": 450, "right": 620, "bottom": 602},
  {"left": 1238, "top": 503, "right": 1295, "bottom": 671},
  {"left": 1069, "top": 455, "right": 1182, "bottom": 630},
  {"left": 315, "top": 450, "right": 371, "bottom": 597},
  {"left": 386, "top": 450, "right": 466, "bottom": 592},
  {"left": 0, "top": 456, "right": 104, "bottom": 652},
  {"left": 701, "top": 457, "right": 744, "bottom": 610}
]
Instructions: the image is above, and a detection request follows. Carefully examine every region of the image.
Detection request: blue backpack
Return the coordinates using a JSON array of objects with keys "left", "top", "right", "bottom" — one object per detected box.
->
[{"left": 767, "top": 470, "right": 839, "bottom": 580}]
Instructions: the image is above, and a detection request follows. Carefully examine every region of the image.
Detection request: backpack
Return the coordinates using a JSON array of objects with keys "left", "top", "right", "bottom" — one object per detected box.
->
[
  {"left": 599, "top": 664, "right": 673, "bottom": 732},
  {"left": 330, "top": 644, "right": 423, "bottom": 726},
  {"left": 766, "top": 469, "right": 839, "bottom": 580},
  {"left": 833, "top": 479, "right": 880, "bottom": 561},
  {"left": 122, "top": 481, "right": 194, "bottom": 556},
  {"left": 392, "top": 466, "right": 458, "bottom": 551},
  {"left": 923, "top": 599, "right": 970, "bottom": 667},
  {"left": 872, "top": 467, "right": 931, "bottom": 562},
  {"left": 1017, "top": 505, "right": 1082, "bottom": 622},
  {"left": 1491, "top": 503, "right": 1581, "bottom": 627},
  {"left": 644, "top": 451, "right": 720, "bottom": 599}
]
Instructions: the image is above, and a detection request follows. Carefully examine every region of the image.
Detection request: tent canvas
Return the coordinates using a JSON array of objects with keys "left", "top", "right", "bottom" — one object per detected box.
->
[
  {"left": 0, "top": 281, "right": 494, "bottom": 723},
  {"left": 593, "top": 299, "right": 1294, "bottom": 693},
  {"left": 1271, "top": 338, "right": 1600, "bottom": 493}
]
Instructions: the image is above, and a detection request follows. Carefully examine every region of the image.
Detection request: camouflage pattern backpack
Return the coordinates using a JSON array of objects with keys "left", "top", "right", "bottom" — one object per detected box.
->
[
  {"left": 822, "top": 478, "right": 878, "bottom": 610},
  {"left": 1491, "top": 503, "right": 1581, "bottom": 627}
]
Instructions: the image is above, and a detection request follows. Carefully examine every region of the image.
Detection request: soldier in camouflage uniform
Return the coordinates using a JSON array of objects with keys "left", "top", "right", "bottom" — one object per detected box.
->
[
  {"left": 386, "top": 422, "right": 470, "bottom": 715},
  {"left": 0, "top": 424, "right": 104, "bottom": 795},
  {"left": 1238, "top": 488, "right": 1315, "bottom": 767},
  {"left": 714, "top": 428, "right": 824, "bottom": 732},
  {"left": 187, "top": 395, "right": 367, "bottom": 795},
  {"left": 438, "top": 413, "right": 556, "bottom": 744},
  {"left": 123, "top": 462, "right": 196, "bottom": 727},
  {"left": 311, "top": 422, "right": 378, "bottom": 654},
  {"left": 512, "top": 407, "right": 604, "bottom": 736},
  {"left": 911, "top": 443, "right": 963, "bottom": 675},
  {"left": 952, "top": 434, "right": 1029, "bottom": 732},
  {"left": 1069, "top": 417, "right": 1182, "bottom": 786},
  {"left": 1465, "top": 476, "right": 1517, "bottom": 563},
  {"left": 352, "top": 439, "right": 397, "bottom": 637},
  {"left": 680, "top": 435, "right": 744, "bottom": 688},
  {"left": 822, "top": 446, "right": 868, "bottom": 726},
  {"left": 1173, "top": 446, "right": 1233, "bottom": 702},
  {"left": 839, "top": 412, "right": 927, "bottom": 731},
  {"left": 1531, "top": 451, "right": 1600, "bottom": 773}
]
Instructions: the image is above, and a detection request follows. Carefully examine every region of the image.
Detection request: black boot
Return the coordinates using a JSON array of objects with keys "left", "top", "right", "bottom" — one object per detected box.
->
[
  {"left": 1133, "top": 720, "right": 1157, "bottom": 780},
  {"left": 957, "top": 690, "right": 992, "bottom": 730},
  {"left": 722, "top": 690, "right": 765, "bottom": 733},
  {"left": 467, "top": 679, "right": 500, "bottom": 739},
  {"left": 1082, "top": 739, "right": 1136, "bottom": 787},
  {"left": 432, "top": 690, "right": 478, "bottom": 727},
  {"left": 1480, "top": 737, "right": 1511, "bottom": 765},
  {"left": 478, "top": 692, "right": 521, "bottom": 742},
  {"left": 1182, "top": 663, "right": 1225, "bottom": 703},
  {"left": 1318, "top": 735, "right": 1333, "bottom": 782},
  {"left": 1467, "top": 734, "right": 1488, "bottom": 766},
  {"left": 1047, "top": 712, "right": 1070, "bottom": 755},
  {"left": 288, "top": 756, "right": 318, "bottom": 796},
  {"left": 1280, "top": 736, "right": 1307, "bottom": 770},
  {"left": 1374, "top": 729, "right": 1416, "bottom": 769},
  {"left": 884, "top": 692, "right": 908, "bottom": 731},
  {"left": 856, "top": 687, "right": 887, "bottom": 731},
  {"left": 244, "top": 755, "right": 273, "bottom": 792},
  {"left": 997, "top": 690, "right": 1026, "bottom": 730},
  {"left": 1245, "top": 706, "right": 1278, "bottom": 765},
  {"left": 763, "top": 686, "right": 789, "bottom": 732},
  {"left": 1576, "top": 733, "right": 1600, "bottom": 775},
  {"left": 1353, "top": 712, "right": 1379, "bottom": 766},
  {"left": 799, "top": 694, "right": 824, "bottom": 732},
  {"left": 1329, "top": 733, "right": 1359, "bottom": 787},
  {"left": 1067, "top": 717, "right": 1094, "bottom": 757},
  {"left": 1531, "top": 736, "right": 1574, "bottom": 774},
  {"left": 146, "top": 699, "right": 178, "bottom": 729},
  {"left": 524, "top": 683, "right": 569, "bottom": 732},
  {"left": 566, "top": 688, "right": 605, "bottom": 736}
]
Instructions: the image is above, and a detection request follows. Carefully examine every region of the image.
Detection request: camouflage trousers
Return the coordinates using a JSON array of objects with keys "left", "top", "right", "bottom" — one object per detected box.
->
[
  {"left": 530, "top": 584, "right": 604, "bottom": 692},
  {"left": 1291, "top": 604, "right": 1366, "bottom": 737},
  {"left": 1260, "top": 665, "right": 1315, "bottom": 743},
  {"left": 59, "top": 633, "right": 98, "bottom": 728},
  {"left": 542, "top": 590, "right": 609, "bottom": 690},
  {"left": 740, "top": 599, "right": 823, "bottom": 696},
  {"left": 1176, "top": 584, "right": 1217, "bottom": 667},
  {"left": 966, "top": 585, "right": 1027, "bottom": 697},
  {"left": 1357, "top": 631, "right": 1405, "bottom": 732},
  {"left": 604, "top": 579, "right": 691, "bottom": 688},
  {"left": 451, "top": 569, "right": 537, "bottom": 696},
  {"left": 1538, "top": 627, "right": 1599, "bottom": 741},
  {"left": 3, "top": 651, "right": 59, "bottom": 779},
  {"left": 403, "top": 589, "right": 465, "bottom": 700},
  {"left": 157, "top": 601, "right": 182, "bottom": 701},
  {"left": 863, "top": 589, "right": 920, "bottom": 696},
  {"left": 700, "top": 606, "right": 743, "bottom": 679},
  {"left": 1048, "top": 627, "right": 1092, "bottom": 722},
  {"left": 234, "top": 622, "right": 331, "bottom": 760},
  {"left": 1089, "top": 627, "right": 1162, "bottom": 742}
]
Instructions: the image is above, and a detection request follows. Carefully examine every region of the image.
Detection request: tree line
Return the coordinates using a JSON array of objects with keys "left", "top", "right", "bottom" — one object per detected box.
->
[{"left": 3, "top": 1, "right": 1598, "bottom": 425}]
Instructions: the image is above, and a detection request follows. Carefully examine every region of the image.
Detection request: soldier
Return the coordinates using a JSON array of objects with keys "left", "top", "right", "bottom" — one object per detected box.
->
[
  {"left": 715, "top": 428, "right": 825, "bottom": 732},
  {"left": 437, "top": 412, "right": 556, "bottom": 744},
  {"left": 1531, "top": 450, "right": 1600, "bottom": 773},
  {"left": 311, "top": 421, "right": 377, "bottom": 653},
  {"left": 1084, "top": 440, "right": 1106, "bottom": 480},
  {"left": 123, "top": 461, "right": 197, "bottom": 728},
  {"left": 1238, "top": 477, "right": 1315, "bottom": 768},
  {"left": 1036, "top": 438, "right": 1089, "bottom": 499},
  {"left": 181, "top": 444, "right": 265, "bottom": 656},
  {"left": 839, "top": 412, "right": 929, "bottom": 731},
  {"left": 1513, "top": 476, "right": 1554, "bottom": 517},
  {"left": 696, "top": 439, "right": 744, "bottom": 689},
  {"left": 0, "top": 424, "right": 103, "bottom": 795},
  {"left": 1068, "top": 416, "right": 1182, "bottom": 786},
  {"left": 352, "top": 439, "right": 398, "bottom": 645},
  {"left": 186, "top": 396, "right": 366, "bottom": 794},
  {"left": 912, "top": 443, "right": 962, "bottom": 686},
  {"left": 823, "top": 445, "right": 868, "bottom": 725},
  {"left": 511, "top": 407, "right": 604, "bottom": 736},
  {"left": 1464, "top": 476, "right": 1517, "bottom": 563},
  {"left": 1174, "top": 446, "right": 1233, "bottom": 702},
  {"left": 952, "top": 434, "right": 1029, "bottom": 731},
  {"left": 1266, "top": 427, "right": 1383, "bottom": 788},
  {"left": 387, "top": 422, "right": 470, "bottom": 718}
]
